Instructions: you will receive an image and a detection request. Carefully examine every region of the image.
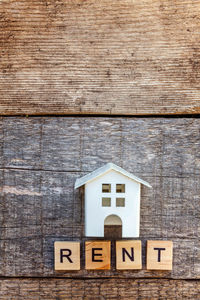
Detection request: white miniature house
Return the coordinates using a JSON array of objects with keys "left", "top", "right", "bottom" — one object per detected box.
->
[{"left": 75, "top": 163, "right": 151, "bottom": 238}]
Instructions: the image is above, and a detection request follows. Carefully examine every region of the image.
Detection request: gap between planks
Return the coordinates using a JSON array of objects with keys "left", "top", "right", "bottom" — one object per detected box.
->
[{"left": 0, "top": 114, "right": 200, "bottom": 118}]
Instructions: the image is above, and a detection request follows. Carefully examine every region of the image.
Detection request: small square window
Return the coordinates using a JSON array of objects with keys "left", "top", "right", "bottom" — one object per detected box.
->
[
  {"left": 116, "top": 184, "right": 125, "bottom": 193},
  {"left": 102, "top": 197, "right": 111, "bottom": 207},
  {"left": 102, "top": 184, "right": 111, "bottom": 193},
  {"left": 116, "top": 198, "right": 125, "bottom": 207}
]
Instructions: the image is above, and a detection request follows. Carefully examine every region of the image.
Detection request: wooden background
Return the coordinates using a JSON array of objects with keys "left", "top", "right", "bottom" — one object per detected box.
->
[
  {"left": 1, "top": 0, "right": 200, "bottom": 116},
  {"left": 0, "top": 0, "right": 200, "bottom": 299}
]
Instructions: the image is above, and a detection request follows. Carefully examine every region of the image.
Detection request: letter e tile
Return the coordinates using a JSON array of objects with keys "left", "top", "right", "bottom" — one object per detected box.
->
[{"left": 85, "top": 241, "right": 111, "bottom": 270}]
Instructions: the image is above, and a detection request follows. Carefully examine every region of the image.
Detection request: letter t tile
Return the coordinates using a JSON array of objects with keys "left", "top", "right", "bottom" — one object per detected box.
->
[{"left": 147, "top": 240, "right": 173, "bottom": 270}]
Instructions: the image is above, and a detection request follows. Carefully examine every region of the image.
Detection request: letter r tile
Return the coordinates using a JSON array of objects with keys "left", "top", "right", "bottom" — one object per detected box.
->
[
  {"left": 54, "top": 241, "right": 80, "bottom": 271},
  {"left": 85, "top": 241, "right": 111, "bottom": 270},
  {"left": 147, "top": 240, "right": 173, "bottom": 270}
]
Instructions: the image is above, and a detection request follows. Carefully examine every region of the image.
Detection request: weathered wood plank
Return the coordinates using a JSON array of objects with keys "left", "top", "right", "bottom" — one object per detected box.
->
[
  {"left": 0, "top": 278, "right": 200, "bottom": 299},
  {"left": 1, "top": 117, "right": 200, "bottom": 176},
  {"left": 0, "top": 1, "right": 200, "bottom": 115},
  {"left": 0, "top": 117, "right": 199, "bottom": 278}
]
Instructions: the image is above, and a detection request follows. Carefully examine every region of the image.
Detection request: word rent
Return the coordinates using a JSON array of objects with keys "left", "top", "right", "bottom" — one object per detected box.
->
[{"left": 55, "top": 240, "right": 173, "bottom": 271}]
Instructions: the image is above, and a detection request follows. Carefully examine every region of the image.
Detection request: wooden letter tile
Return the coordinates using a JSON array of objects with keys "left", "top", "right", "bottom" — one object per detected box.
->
[
  {"left": 116, "top": 240, "right": 142, "bottom": 270},
  {"left": 54, "top": 241, "right": 80, "bottom": 271},
  {"left": 85, "top": 241, "right": 111, "bottom": 270},
  {"left": 147, "top": 240, "right": 173, "bottom": 270}
]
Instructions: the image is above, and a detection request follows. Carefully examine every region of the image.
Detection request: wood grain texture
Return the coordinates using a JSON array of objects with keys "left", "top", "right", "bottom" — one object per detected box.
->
[
  {"left": 0, "top": 278, "right": 200, "bottom": 299},
  {"left": 0, "top": 117, "right": 199, "bottom": 279},
  {"left": 0, "top": 0, "right": 200, "bottom": 115}
]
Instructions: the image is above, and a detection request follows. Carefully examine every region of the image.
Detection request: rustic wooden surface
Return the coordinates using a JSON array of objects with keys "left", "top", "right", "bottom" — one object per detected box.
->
[
  {"left": 0, "top": 278, "right": 200, "bottom": 299},
  {"left": 0, "top": 117, "right": 199, "bottom": 280},
  {"left": 0, "top": 0, "right": 200, "bottom": 115}
]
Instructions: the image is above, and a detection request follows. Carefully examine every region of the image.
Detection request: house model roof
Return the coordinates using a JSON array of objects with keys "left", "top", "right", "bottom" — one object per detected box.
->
[{"left": 75, "top": 162, "right": 151, "bottom": 189}]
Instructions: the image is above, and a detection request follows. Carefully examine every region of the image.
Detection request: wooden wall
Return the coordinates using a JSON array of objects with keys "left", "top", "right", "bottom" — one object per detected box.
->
[
  {"left": 0, "top": 0, "right": 200, "bottom": 115},
  {"left": 0, "top": 0, "right": 200, "bottom": 299}
]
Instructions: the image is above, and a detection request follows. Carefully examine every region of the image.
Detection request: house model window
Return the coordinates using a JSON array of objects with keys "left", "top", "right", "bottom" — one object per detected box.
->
[
  {"left": 102, "top": 184, "right": 111, "bottom": 193},
  {"left": 75, "top": 162, "right": 151, "bottom": 238},
  {"left": 102, "top": 197, "right": 111, "bottom": 207},
  {"left": 102, "top": 183, "right": 126, "bottom": 207},
  {"left": 116, "top": 197, "right": 125, "bottom": 207},
  {"left": 116, "top": 184, "right": 125, "bottom": 193}
]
